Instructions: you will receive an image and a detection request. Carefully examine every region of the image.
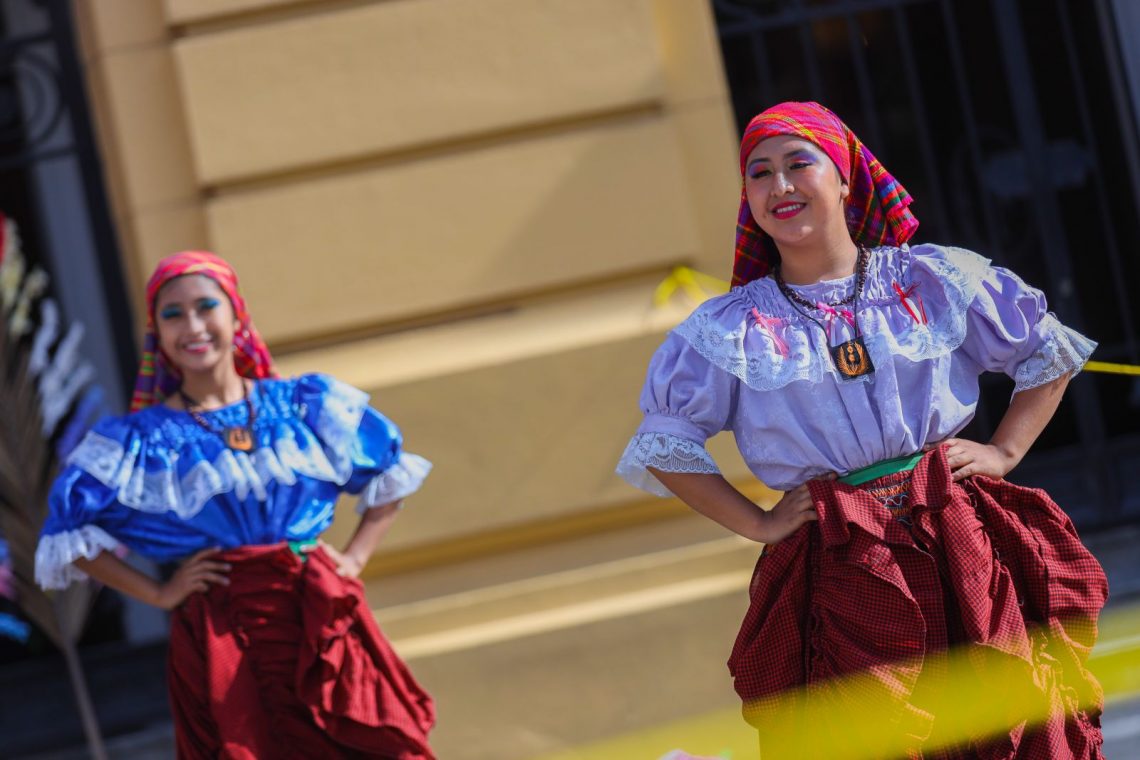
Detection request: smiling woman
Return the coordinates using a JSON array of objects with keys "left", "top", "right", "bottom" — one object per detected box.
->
[
  {"left": 154, "top": 277, "right": 236, "bottom": 374},
  {"left": 34, "top": 251, "right": 437, "bottom": 759},
  {"left": 617, "top": 101, "right": 1107, "bottom": 758},
  {"left": 152, "top": 275, "right": 258, "bottom": 451},
  {"left": 743, "top": 137, "right": 851, "bottom": 266}
]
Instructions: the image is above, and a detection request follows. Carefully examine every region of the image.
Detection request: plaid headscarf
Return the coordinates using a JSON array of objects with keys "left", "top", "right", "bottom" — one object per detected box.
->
[
  {"left": 130, "top": 251, "right": 275, "bottom": 412},
  {"left": 732, "top": 101, "right": 919, "bottom": 287}
]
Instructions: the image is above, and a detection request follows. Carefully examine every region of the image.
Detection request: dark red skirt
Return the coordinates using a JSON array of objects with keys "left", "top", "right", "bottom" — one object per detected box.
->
[
  {"left": 168, "top": 544, "right": 435, "bottom": 759},
  {"left": 728, "top": 447, "right": 1108, "bottom": 759}
]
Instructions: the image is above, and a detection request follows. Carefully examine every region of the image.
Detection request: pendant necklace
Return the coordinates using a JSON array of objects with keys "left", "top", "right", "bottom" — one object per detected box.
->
[
  {"left": 179, "top": 381, "right": 257, "bottom": 451},
  {"left": 775, "top": 247, "right": 875, "bottom": 380}
]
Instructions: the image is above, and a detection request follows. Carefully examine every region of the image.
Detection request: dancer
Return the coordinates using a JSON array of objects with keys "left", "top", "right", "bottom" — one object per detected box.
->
[
  {"left": 36, "top": 251, "right": 435, "bottom": 759},
  {"left": 618, "top": 102, "right": 1107, "bottom": 757}
]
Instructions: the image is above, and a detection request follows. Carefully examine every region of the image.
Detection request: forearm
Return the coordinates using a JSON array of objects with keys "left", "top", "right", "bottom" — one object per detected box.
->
[
  {"left": 648, "top": 469, "right": 769, "bottom": 542},
  {"left": 990, "top": 373, "right": 1072, "bottom": 466},
  {"left": 73, "top": 552, "right": 164, "bottom": 608},
  {"left": 341, "top": 502, "right": 401, "bottom": 566}
]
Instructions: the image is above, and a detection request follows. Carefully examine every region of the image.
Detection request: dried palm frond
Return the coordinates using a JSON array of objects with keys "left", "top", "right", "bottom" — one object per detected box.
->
[{"left": 0, "top": 212, "right": 107, "bottom": 758}]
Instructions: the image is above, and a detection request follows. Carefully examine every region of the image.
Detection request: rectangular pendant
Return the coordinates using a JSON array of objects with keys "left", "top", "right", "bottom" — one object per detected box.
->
[{"left": 830, "top": 336, "right": 874, "bottom": 379}]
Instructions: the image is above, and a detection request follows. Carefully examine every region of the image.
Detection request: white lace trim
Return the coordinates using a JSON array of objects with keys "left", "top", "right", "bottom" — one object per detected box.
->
[
  {"left": 616, "top": 432, "right": 720, "bottom": 497},
  {"left": 35, "top": 525, "right": 121, "bottom": 590},
  {"left": 66, "top": 430, "right": 353, "bottom": 520},
  {"left": 672, "top": 246, "right": 985, "bottom": 391},
  {"left": 1012, "top": 314, "right": 1096, "bottom": 392},
  {"left": 357, "top": 453, "right": 433, "bottom": 512},
  {"left": 673, "top": 303, "right": 832, "bottom": 391}
]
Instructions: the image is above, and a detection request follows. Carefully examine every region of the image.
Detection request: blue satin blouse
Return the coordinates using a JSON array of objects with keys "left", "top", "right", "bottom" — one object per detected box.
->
[{"left": 36, "top": 373, "right": 431, "bottom": 589}]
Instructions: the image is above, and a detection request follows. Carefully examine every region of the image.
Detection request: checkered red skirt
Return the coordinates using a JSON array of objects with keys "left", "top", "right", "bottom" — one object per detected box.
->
[
  {"left": 728, "top": 447, "right": 1108, "bottom": 759},
  {"left": 167, "top": 544, "right": 435, "bottom": 759}
]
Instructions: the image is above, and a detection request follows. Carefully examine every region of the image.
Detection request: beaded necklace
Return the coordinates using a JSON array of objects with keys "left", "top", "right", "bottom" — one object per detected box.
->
[
  {"left": 178, "top": 380, "right": 257, "bottom": 451},
  {"left": 774, "top": 247, "right": 875, "bottom": 380}
]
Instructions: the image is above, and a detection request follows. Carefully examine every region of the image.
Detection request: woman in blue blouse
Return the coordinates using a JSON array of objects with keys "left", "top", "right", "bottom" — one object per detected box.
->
[{"left": 35, "top": 251, "right": 435, "bottom": 759}]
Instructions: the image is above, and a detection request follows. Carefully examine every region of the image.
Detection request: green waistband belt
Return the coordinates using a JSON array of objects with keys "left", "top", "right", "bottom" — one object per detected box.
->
[
  {"left": 288, "top": 539, "right": 317, "bottom": 558},
  {"left": 838, "top": 452, "right": 925, "bottom": 486}
]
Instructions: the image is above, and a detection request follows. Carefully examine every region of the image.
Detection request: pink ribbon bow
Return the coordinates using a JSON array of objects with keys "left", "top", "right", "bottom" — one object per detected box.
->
[
  {"left": 751, "top": 307, "right": 789, "bottom": 357},
  {"left": 815, "top": 302, "right": 855, "bottom": 342}
]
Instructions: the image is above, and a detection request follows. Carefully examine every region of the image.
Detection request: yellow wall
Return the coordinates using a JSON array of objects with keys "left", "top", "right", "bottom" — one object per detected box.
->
[{"left": 74, "top": 0, "right": 758, "bottom": 572}]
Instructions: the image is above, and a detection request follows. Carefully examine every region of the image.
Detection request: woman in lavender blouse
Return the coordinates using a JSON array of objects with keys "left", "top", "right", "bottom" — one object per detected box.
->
[{"left": 618, "top": 102, "right": 1107, "bottom": 758}]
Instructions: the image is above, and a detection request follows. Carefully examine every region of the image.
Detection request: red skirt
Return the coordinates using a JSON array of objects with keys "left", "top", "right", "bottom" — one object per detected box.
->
[
  {"left": 727, "top": 447, "right": 1107, "bottom": 759},
  {"left": 167, "top": 544, "right": 436, "bottom": 759}
]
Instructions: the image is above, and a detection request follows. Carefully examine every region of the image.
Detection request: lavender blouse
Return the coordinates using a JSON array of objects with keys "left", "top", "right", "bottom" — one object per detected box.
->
[{"left": 617, "top": 244, "right": 1095, "bottom": 496}]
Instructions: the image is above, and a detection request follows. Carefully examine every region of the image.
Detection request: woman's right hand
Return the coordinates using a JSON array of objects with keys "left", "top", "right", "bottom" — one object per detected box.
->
[
  {"left": 154, "top": 547, "right": 230, "bottom": 610},
  {"left": 761, "top": 474, "right": 834, "bottom": 544}
]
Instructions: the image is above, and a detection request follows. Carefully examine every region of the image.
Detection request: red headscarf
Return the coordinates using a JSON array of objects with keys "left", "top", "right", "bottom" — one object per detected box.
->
[
  {"left": 732, "top": 101, "right": 919, "bottom": 287},
  {"left": 130, "top": 251, "right": 275, "bottom": 412}
]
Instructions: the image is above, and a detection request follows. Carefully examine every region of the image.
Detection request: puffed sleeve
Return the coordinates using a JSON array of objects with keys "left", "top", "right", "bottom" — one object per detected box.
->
[
  {"left": 35, "top": 417, "right": 128, "bottom": 590},
  {"left": 616, "top": 332, "right": 738, "bottom": 497},
  {"left": 942, "top": 247, "right": 1095, "bottom": 391},
  {"left": 296, "top": 373, "right": 432, "bottom": 512}
]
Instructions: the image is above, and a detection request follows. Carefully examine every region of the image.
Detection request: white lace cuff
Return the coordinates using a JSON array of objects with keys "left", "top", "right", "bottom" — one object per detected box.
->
[
  {"left": 616, "top": 432, "right": 720, "bottom": 498},
  {"left": 1013, "top": 314, "right": 1096, "bottom": 392},
  {"left": 357, "top": 452, "right": 433, "bottom": 512},
  {"left": 35, "top": 525, "right": 122, "bottom": 590}
]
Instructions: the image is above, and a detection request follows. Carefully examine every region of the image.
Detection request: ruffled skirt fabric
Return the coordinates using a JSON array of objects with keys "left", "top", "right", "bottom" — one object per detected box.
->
[
  {"left": 728, "top": 448, "right": 1107, "bottom": 759},
  {"left": 168, "top": 544, "right": 435, "bottom": 759}
]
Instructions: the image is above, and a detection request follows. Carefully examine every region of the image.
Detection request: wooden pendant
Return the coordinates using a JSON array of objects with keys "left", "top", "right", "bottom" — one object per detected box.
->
[
  {"left": 225, "top": 426, "right": 255, "bottom": 451},
  {"left": 831, "top": 336, "right": 875, "bottom": 379}
]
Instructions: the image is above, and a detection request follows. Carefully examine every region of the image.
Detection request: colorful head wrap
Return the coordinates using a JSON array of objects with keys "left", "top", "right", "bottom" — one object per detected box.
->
[
  {"left": 130, "top": 251, "right": 275, "bottom": 412},
  {"left": 732, "top": 101, "right": 919, "bottom": 287}
]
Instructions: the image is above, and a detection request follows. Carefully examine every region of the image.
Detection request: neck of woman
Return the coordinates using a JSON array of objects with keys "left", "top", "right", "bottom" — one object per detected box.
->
[
  {"left": 178, "top": 363, "right": 246, "bottom": 409},
  {"left": 776, "top": 234, "right": 860, "bottom": 286}
]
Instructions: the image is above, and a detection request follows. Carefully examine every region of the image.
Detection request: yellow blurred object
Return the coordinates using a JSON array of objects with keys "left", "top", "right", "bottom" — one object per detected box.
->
[
  {"left": 1085, "top": 360, "right": 1140, "bottom": 376},
  {"left": 653, "top": 266, "right": 729, "bottom": 307},
  {"left": 531, "top": 604, "right": 1140, "bottom": 760}
]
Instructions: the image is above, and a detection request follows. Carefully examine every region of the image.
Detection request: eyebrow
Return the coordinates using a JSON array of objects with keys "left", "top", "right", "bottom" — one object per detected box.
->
[{"left": 748, "top": 149, "right": 817, "bottom": 169}]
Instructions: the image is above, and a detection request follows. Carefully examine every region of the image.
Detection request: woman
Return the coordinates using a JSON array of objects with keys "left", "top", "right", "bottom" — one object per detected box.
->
[
  {"left": 617, "top": 102, "right": 1107, "bottom": 758},
  {"left": 35, "top": 252, "right": 435, "bottom": 759}
]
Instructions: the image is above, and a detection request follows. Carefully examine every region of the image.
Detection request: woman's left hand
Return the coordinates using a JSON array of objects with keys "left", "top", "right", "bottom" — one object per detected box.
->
[
  {"left": 305, "top": 541, "right": 365, "bottom": 578},
  {"left": 924, "top": 438, "right": 1018, "bottom": 482}
]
